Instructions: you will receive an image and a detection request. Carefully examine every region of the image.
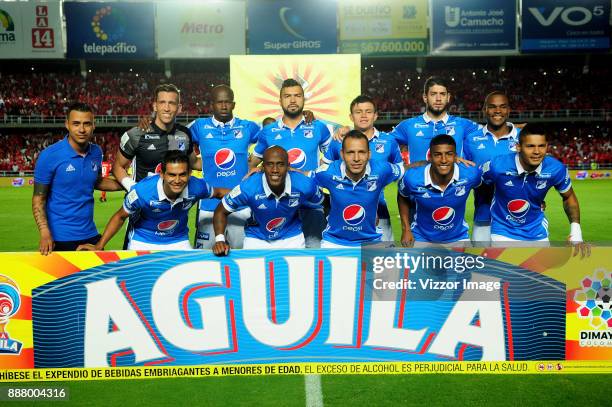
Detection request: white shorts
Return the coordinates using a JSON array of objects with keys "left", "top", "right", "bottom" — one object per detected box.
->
[
  {"left": 196, "top": 207, "right": 251, "bottom": 249},
  {"left": 490, "top": 234, "right": 549, "bottom": 247},
  {"left": 320, "top": 240, "right": 358, "bottom": 249},
  {"left": 471, "top": 222, "right": 491, "bottom": 245},
  {"left": 243, "top": 233, "right": 305, "bottom": 249},
  {"left": 128, "top": 239, "right": 192, "bottom": 250},
  {"left": 412, "top": 238, "right": 472, "bottom": 248},
  {"left": 378, "top": 218, "right": 393, "bottom": 243}
]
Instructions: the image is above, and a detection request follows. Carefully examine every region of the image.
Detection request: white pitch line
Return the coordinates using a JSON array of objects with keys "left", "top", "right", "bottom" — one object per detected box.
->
[{"left": 304, "top": 374, "right": 324, "bottom": 407}]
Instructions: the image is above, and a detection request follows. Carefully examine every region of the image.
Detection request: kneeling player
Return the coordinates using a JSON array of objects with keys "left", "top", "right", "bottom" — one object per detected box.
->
[
  {"left": 78, "top": 151, "right": 228, "bottom": 251},
  {"left": 314, "top": 130, "right": 404, "bottom": 248},
  {"left": 398, "top": 135, "right": 481, "bottom": 245},
  {"left": 482, "top": 124, "right": 588, "bottom": 255},
  {"left": 212, "top": 146, "right": 323, "bottom": 255}
]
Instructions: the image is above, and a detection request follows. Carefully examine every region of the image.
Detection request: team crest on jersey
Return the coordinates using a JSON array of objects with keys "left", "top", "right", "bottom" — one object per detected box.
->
[
  {"left": 375, "top": 143, "right": 385, "bottom": 153},
  {"left": 289, "top": 198, "right": 299, "bottom": 207},
  {"left": 536, "top": 180, "right": 547, "bottom": 190},
  {"left": 455, "top": 185, "right": 466, "bottom": 196},
  {"left": 178, "top": 141, "right": 186, "bottom": 151},
  {"left": 91, "top": 162, "right": 98, "bottom": 172},
  {"left": 367, "top": 180, "right": 377, "bottom": 191},
  {"left": 445, "top": 126, "right": 456, "bottom": 136},
  {"left": 304, "top": 130, "right": 314, "bottom": 139},
  {"left": 509, "top": 141, "right": 518, "bottom": 152},
  {"left": 182, "top": 201, "right": 194, "bottom": 210},
  {"left": 233, "top": 130, "right": 243, "bottom": 139}
]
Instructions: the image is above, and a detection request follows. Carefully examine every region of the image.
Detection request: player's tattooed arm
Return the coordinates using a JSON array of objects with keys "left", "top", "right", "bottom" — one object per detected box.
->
[
  {"left": 32, "top": 183, "right": 53, "bottom": 255},
  {"left": 561, "top": 188, "right": 581, "bottom": 224},
  {"left": 112, "top": 150, "right": 135, "bottom": 191}
]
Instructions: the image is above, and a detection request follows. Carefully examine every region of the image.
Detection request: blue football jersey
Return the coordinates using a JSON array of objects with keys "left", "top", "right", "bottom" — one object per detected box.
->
[
  {"left": 253, "top": 119, "right": 332, "bottom": 171},
  {"left": 123, "top": 175, "right": 213, "bottom": 244},
  {"left": 222, "top": 171, "right": 323, "bottom": 241},
  {"left": 398, "top": 163, "right": 482, "bottom": 243},
  {"left": 314, "top": 160, "right": 404, "bottom": 246},
  {"left": 482, "top": 154, "right": 572, "bottom": 240},
  {"left": 188, "top": 116, "right": 259, "bottom": 211},
  {"left": 390, "top": 113, "right": 480, "bottom": 162},
  {"left": 464, "top": 123, "right": 520, "bottom": 223}
]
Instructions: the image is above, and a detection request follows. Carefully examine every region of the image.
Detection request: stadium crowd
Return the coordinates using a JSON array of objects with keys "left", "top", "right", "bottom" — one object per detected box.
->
[{"left": 1, "top": 66, "right": 611, "bottom": 116}]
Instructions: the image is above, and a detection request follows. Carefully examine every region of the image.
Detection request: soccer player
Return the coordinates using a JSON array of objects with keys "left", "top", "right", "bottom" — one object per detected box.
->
[
  {"left": 32, "top": 102, "right": 122, "bottom": 255},
  {"left": 113, "top": 84, "right": 200, "bottom": 188},
  {"left": 212, "top": 146, "right": 323, "bottom": 255},
  {"left": 314, "top": 130, "right": 404, "bottom": 248},
  {"left": 112, "top": 83, "right": 200, "bottom": 249},
  {"left": 187, "top": 85, "right": 261, "bottom": 250},
  {"left": 391, "top": 76, "right": 480, "bottom": 162},
  {"left": 482, "top": 124, "right": 588, "bottom": 255},
  {"left": 250, "top": 78, "right": 332, "bottom": 248},
  {"left": 323, "top": 95, "right": 403, "bottom": 242},
  {"left": 78, "top": 151, "right": 228, "bottom": 251},
  {"left": 463, "top": 91, "right": 520, "bottom": 243},
  {"left": 398, "top": 135, "right": 482, "bottom": 245}
]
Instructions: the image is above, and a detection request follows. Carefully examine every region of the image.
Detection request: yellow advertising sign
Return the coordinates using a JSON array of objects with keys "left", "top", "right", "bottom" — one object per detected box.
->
[
  {"left": 230, "top": 54, "right": 361, "bottom": 126},
  {"left": 338, "top": 0, "right": 428, "bottom": 55}
]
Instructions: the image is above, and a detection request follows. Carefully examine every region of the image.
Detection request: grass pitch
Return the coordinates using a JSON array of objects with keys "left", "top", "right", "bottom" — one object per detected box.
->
[{"left": 0, "top": 180, "right": 610, "bottom": 405}]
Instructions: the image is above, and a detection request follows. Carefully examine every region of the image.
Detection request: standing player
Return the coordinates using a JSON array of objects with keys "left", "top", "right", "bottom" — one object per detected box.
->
[
  {"left": 78, "top": 151, "right": 228, "bottom": 251},
  {"left": 212, "top": 146, "right": 323, "bottom": 255},
  {"left": 314, "top": 130, "right": 404, "bottom": 248},
  {"left": 249, "top": 79, "right": 332, "bottom": 248},
  {"left": 463, "top": 91, "right": 520, "bottom": 243},
  {"left": 482, "top": 124, "right": 588, "bottom": 255},
  {"left": 391, "top": 76, "right": 480, "bottom": 162},
  {"left": 187, "top": 85, "right": 260, "bottom": 249},
  {"left": 99, "top": 156, "right": 112, "bottom": 202},
  {"left": 323, "top": 95, "right": 403, "bottom": 242},
  {"left": 112, "top": 84, "right": 200, "bottom": 248},
  {"left": 32, "top": 102, "right": 122, "bottom": 255},
  {"left": 398, "top": 135, "right": 482, "bottom": 245}
]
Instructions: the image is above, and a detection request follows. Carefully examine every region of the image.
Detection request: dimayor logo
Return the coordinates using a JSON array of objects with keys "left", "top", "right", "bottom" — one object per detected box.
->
[
  {"left": 574, "top": 269, "right": 612, "bottom": 347},
  {"left": 0, "top": 275, "right": 23, "bottom": 355},
  {"left": 0, "top": 8, "right": 16, "bottom": 43},
  {"left": 84, "top": 5, "right": 137, "bottom": 55},
  {"left": 445, "top": 6, "right": 461, "bottom": 28},
  {"left": 288, "top": 148, "right": 306, "bottom": 169}
]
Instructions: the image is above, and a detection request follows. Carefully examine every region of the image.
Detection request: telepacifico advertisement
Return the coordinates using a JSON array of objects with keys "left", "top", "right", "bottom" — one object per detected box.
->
[
  {"left": 64, "top": 2, "right": 155, "bottom": 59},
  {"left": 0, "top": 247, "right": 610, "bottom": 380},
  {"left": 430, "top": 0, "right": 517, "bottom": 55},
  {"left": 247, "top": 0, "right": 337, "bottom": 54},
  {"left": 0, "top": 1, "right": 64, "bottom": 59},
  {"left": 156, "top": 1, "right": 245, "bottom": 58},
  {"left": 338, "top": 0, "right": 428, "bottom": 56},
  {"left": 521, "top": 0, "right": 610, "bottom": 52}
]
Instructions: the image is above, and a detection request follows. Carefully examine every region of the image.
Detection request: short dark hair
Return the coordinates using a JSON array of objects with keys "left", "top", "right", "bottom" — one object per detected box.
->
[
  {"left": 519, "top": 123, "right": 549, "bottom": 144},
  {"left": 342, "top": 130, "right": 369, "bottom": 151},
  {"left": 154, "top": 83, "right": 180, "bottom": 102},
  {"left": 483, "top": 90, "right": 509, "bottom": 106},
  {"left": 161, "top": 150, "right": 190, "bottom": 173},
  {"left": 66, "top": 102, "right": 93, "bottom": 117},
  {"left": 211, "top": 84, "right": 234, "bottom": 102},
  {"left": 423, "top": 76, "right": 449, "bottom": 94},
  {"left": 430, "top": 134, "right": 456, "bottom": 149},
  {"left": 350, "top": 95, "right": 377, "bottom": 113},
  {"left": 280, "top": 78, "right": 303, "bottom": 96},
  {"left": 263, "top": 145, "right": 288, "bottom": 163}
]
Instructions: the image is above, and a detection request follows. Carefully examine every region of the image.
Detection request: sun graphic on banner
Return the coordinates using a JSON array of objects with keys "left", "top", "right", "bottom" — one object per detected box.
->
[
  {"left": 252, "top": 63, "right": 340, "bottom": 121},
  {"left": 231, "top": 55, "right": 361, "bottom": 125}
]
